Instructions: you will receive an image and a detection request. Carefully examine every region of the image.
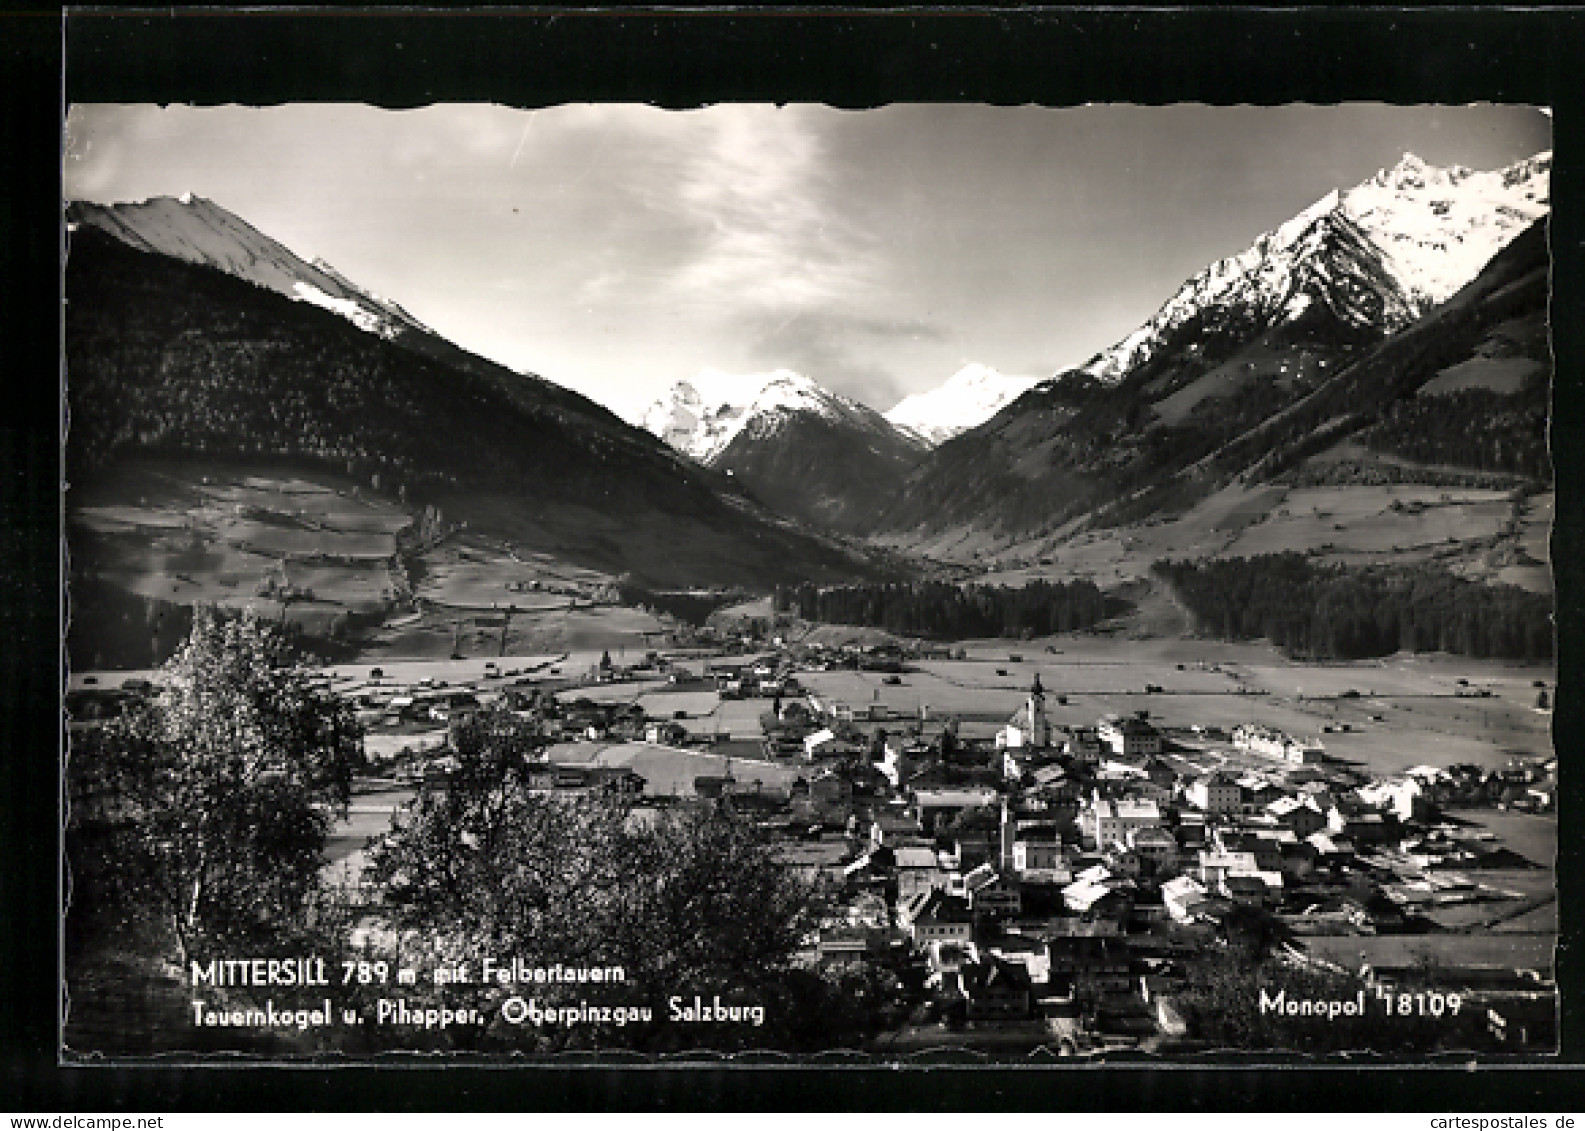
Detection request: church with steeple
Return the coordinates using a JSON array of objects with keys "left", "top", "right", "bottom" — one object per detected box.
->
[{"left": 995, "top": 672, "right": 1051, "bottom": 750}]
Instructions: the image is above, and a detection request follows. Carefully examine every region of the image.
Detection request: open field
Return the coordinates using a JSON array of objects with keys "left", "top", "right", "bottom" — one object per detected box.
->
[
  {"left": 1449, "top": 809, "right": 1557, "bottom": 872},
  {"left": 634, "top": 690, "right": 722, "bottom": 717},
  {"left": 66, "top": 461, "right": 679, "bottom": 669},
  {"left": 362, "top": 729, "right": 449, "bottom": 763},
  {"left": 546, "top": 740, "right": 803, "bottom": 798},
  {"left": 77, "top": 529, "right": 391, "bottom": 614},
  {"left": 1227, "top": 486, "right": 1512, "bottom": 559},
  {"left": 1419, "top": 355, "right": 1541, "bottom": 396},
  {"left": 414, "top": 537, "right": 596, "bottom": 610},
  {"left": 560, "top": 678, "right": 671, "bottom": 706},
  {"left": 1149, "top": 346, "right": 1328, "bottom": 427},
  {"left": 709, "top": 698, "right": 776, "bottom": 738},
  {"left": 208, "top": 516, "right": 395, "bottom": 559},
  {"left": 802, "top": 669, "right": 1026, "bottom": 720},
  {"left": 69, "top": 462, "right": 411, "bottom": 665},
  {"left": 789, "top": 636, "right": 1555, "bottom": 776},
  {"left": 357, "top": 604, "right": 669, "bottom": 661},
  {"left": 320, "top": 653, "right": 565, "bottom": 690},
  {"left": 710, "top": 596, "right": 776, "bottom": 623}
]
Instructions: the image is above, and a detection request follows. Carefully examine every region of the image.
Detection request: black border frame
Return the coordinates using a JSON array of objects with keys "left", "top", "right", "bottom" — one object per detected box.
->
[{"left": 4, "top": 3, "right": 1583, "bottom": 1111}]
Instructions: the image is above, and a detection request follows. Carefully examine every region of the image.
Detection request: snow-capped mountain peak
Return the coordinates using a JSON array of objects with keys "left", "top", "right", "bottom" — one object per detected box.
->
[
  {"left": 1336, "top": 149, "right": 1549, "bottom": 311},
  {"left": 67, "top": 193, "right": 430, "bottom": 344},
  {"left": 1072, "top": 149, "right": 1550, "bottom": 384},
  {"left": 641, "top": 368, "right": 905, "bottom": 464},
  {"left": 885, "top": 364, "right": 1041, "bottom": 446}
]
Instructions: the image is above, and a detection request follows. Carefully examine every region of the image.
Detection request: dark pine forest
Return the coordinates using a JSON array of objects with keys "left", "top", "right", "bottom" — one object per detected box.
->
[
  {"left": 1153, "top": 553, "right": 1552, "bottom": 662},
  {"left": 775, "top": 579, "right": 1109, "bottom": 640}
]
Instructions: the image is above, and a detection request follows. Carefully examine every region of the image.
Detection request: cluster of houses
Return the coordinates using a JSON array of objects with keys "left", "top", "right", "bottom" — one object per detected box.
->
[{"left": 727, "top": 672, "right": 1555, "bottom": 1047}]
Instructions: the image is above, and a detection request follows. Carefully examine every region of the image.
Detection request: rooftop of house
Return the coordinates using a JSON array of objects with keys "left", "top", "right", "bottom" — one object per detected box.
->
[
  {"left": 904, "top": 888, "right": 974, "bottom": 924},
  {"left": 1160, "top": 875, "right": 1208, "bottom": 900},
  {"left": 894, "top": 845, "right": 942, "bottom": 869},
  {"left": 1092, "top": 797, "right": 1162, "bottom": 820},
  {"left": 961, "top": 955, "right": 1033, "bottom": 994},
  {"left": 913, "top": 787, "right": 1000, "bottom": 808},
  {"left": 1200, "top": 849, "right": 1260, "bottom": 870},
  {"left": 1099, "top": 714, "right": 1159, "bottom": 735}
]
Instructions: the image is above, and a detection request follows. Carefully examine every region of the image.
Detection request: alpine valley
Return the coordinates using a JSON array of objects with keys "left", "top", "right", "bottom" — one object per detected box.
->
[
  {"left": 62, "top": 116, "right": 1561, "bottom": 1064},
  {"left": 63, "top": 148, "right": 1554, "bottom": 668}
]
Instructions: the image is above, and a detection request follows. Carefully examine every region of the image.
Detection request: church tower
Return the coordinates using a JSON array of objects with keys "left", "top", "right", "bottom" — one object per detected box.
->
[{"left": 1027, "top": 673, "right": 1048, "bottom": 747}]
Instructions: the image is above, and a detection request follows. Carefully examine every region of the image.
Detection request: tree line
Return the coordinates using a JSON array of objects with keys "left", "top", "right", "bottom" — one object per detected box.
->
[
  {"left": 1362, "top": 384, "right": 1550, "bottom": 481},
  {"left": 1152, "top": 553, "right": 1552, "bottom": 662},
  {"left": 774, "top": 578, "right": 1109, "bottom": 639}
]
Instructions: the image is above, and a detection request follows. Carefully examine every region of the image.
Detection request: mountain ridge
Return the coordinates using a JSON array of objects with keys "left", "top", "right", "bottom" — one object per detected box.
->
[
  {"left": 1072, "top": 150, "right": 1549, "bottom": 386},
  {"left": 876, "top": 150, "right": 1551, "bottom": 542},
  {"left": 67, "top": 194, "right": 639, "bottom": 430},
  {"left": 640, "top": 369, "right": 929, "bottom": 533},
  {"left": 64, "top": 221, "right": 885, "bottom": 589},
  {"left": 884, "top": 364, "right": 1042, "bottom": 447}
]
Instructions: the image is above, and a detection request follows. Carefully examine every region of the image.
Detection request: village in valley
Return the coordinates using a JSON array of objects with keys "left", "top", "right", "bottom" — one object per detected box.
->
[
  {"left": 60, "top": 101, "right": 1559, "bottom": 1061},
  {"left": 68, "top": 591, "right": 1557, "bottom": 1055}
]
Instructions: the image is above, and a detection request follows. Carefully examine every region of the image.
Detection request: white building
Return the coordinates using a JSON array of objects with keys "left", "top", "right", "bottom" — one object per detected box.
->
[
  {"left": 1232, "top": 724, "right": 1324, "bottom": 765},
  {"left": 1185, "top": 775, "right": 1242, "bottom": 816},
  {"left": 1011, "top": 835, "right": 1071, "bottom": 885},
  {"left": 1097, "top": 714, "right": 1162, "bottom": 758},
  {"left": 803, "top": 727, "right": 837, "bottom": 760},
  {"left": 1160, "top": 875, "right": 1212, "bottom": 923},
  {"left": 1356, "top": 777, "right": 1425, "bottom": 822},
  {"left": 1084, "top": 791, "right": 1161, "bottom": 848},
  {"left": 1062, "top": 867, "right": 1119, "bottom": 914}
]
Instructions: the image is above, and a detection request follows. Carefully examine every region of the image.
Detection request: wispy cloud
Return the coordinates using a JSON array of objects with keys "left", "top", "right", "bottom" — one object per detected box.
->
[
  {"left": 662, "top": 106, "right": 877, "bottom": 312},
  {"left": 748, "top": 308, "right": 945, "bottom": 409}
]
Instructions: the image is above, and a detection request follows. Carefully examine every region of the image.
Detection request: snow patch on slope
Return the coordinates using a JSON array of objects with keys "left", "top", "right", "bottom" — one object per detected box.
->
[
  {"left": 292, "top": 282, "right": 401, "bottom": 339},
  {"left": 885, "top": 364, "right": 1041, "bottom": 446}
]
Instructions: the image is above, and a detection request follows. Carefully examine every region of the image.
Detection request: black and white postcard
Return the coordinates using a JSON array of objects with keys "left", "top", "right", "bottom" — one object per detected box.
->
[{"left": 56, "top": 12, "right": 1566, "bottom": 1073}]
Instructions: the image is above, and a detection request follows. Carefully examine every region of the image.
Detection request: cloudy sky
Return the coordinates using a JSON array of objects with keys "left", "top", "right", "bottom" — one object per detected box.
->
[{"left": 64, "top": 103, "right": 1550, "bottom": 421}]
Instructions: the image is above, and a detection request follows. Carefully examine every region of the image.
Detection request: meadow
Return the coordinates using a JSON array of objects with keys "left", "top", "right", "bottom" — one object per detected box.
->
[
  {"left": 71, "top": 462, "right": 409, "bottom": 639},
  {"left": 971, "top": 480, "right": 1541, "bottom": 592}
]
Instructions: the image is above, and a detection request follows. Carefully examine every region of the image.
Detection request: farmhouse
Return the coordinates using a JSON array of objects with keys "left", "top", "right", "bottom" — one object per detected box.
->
[
  {"left": 894, "top": 845, "right": 949, "bottom": 902},
  {"left": 899, "top": 889, "right": 974, "bottom": 945},
  {"left": 912, "top": 787, "right": 1000, "bottom": 831},
  {"left": 1011, "top": 830, "right": 1071, "bottom": 885},
  {"left": 1160, "top": 875, "right": 1215, "bottom": 924},
  {"left": 958, "top": 956, "right": 1033, "bottom": 1020}
]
